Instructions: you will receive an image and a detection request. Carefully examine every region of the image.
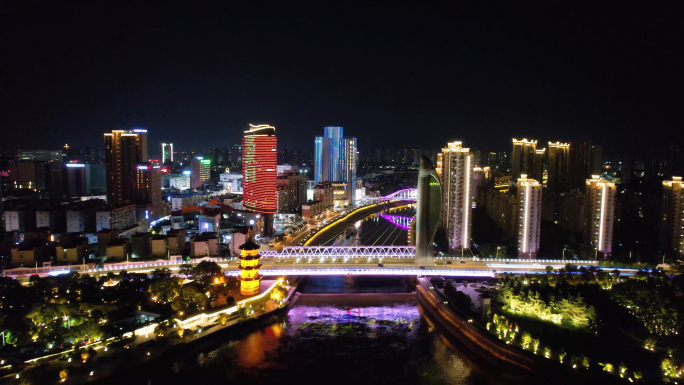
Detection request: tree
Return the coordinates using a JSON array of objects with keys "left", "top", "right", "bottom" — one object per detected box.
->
[
  {"left": 171, "top": 284, "right": 209, "bottom": 314},
  {"left": 59, "top": 369, "right": 68, "bottom": 381},
  {"left": 151, "top": 268, "right": 172, "bottom": 279},
  {"left": 178, "top": 264, "right": 195, "bottom": 278},
  {"left": 194, "top": 261, "right": 222, "bottom": 279},
  {"left": 154, "top": 324, "right": 168, "bottom": 337},
  {"left": 148, "top": 279, "right": 182, "bottom": 303}
]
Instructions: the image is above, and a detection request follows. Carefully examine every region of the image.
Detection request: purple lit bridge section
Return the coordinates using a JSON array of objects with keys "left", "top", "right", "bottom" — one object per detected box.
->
[
  {"left": 364, "top": 188, "right": 417, "bottom": 201},
  {"left": 224, "top": 267, "right": 496, "bottom": 278},
  {"left": 379, "top": 214, "right": 413, "bottom": 230}
]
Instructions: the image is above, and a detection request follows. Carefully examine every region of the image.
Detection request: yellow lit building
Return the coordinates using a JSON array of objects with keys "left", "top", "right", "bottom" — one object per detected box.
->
[
  {"left": 586, "top": 175, "right": 616, "bottom": 259},
  {"left": 517, "top": 175, "right": 542, "bottom": 259},
  {"left": 512, "top": 138, "right": 538, "bottom": 181},
  {"left": 660, "top": 176, "right": 684, "bottom": 258},
  {"left": 238, "top": 236, "right": 262, "bottom": 296}
]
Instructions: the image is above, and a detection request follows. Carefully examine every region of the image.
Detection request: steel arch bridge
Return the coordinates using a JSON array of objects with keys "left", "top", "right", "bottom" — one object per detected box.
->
[
  {"left": 379, "top": 214, "right": 413, "bottom": 230},
  {"left": 364, "top": 188, "right": 417, "bottom": 201},
  {"left": 260, "top": 245, "right": 416, "bottom": 258}
]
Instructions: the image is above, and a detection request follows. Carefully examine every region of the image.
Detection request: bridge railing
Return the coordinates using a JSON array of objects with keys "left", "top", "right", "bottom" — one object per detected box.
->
[{"left": 260, "top": 245, "right": 416, "bottom": 258}]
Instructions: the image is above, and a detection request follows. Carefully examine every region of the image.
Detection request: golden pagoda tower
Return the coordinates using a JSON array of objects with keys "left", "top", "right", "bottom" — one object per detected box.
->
[{"left": 237, "top": 230, "right": 262, "bottom": 296}]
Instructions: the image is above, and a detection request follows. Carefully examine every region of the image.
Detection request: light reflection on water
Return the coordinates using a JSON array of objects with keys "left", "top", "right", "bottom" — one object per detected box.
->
[{"left": 209, "top": 298, "right": 479, "bottom": 385}]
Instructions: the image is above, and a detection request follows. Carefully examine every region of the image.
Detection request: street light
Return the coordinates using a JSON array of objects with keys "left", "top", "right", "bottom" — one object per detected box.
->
[{"left": 562, "top": 248, "right": 567, "bottom": 262}]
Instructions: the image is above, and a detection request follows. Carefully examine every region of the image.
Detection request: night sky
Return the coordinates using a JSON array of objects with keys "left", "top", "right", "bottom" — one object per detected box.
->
[{"left": 2, "top": 1, "right": 683, "bottom": 155}]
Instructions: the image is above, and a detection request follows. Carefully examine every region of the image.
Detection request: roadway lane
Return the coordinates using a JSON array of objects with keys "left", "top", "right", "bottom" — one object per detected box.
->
[
  {"left": 305, "top": 201, "right": 413, "bottom": 246},
  {"left": 321, "top": 206, "right": 414, "bottom": 247}
]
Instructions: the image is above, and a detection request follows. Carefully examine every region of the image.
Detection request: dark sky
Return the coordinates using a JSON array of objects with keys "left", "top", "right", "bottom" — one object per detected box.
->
[{"left": 2, "top": 1, "right": 683, "bottom": 156}]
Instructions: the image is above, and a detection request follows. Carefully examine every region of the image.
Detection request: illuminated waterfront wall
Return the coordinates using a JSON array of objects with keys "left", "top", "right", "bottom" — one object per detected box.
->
[{"left": 243, "top": 124, "right": 277, "bottom": 214}]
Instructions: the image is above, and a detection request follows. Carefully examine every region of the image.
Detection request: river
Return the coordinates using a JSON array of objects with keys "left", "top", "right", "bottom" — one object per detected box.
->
[{"left": 96, "top": 276, "right": 489, "bottom": 385}]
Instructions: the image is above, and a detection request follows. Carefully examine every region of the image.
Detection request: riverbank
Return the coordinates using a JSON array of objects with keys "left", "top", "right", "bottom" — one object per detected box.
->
[
  {"left": 416, "top": 277, "right": 623, "bottom": 385},
  {"left": 5, "top": 279, "right": 299, "bottom": 385}
]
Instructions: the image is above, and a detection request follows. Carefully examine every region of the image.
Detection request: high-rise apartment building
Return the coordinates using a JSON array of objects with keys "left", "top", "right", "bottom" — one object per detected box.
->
[
  {"left": 660, "top": 176, "right": 684, "bottom": 258},
  {"left": 534, "top": 148, "right": 545, "bottom": 182},
  {"left": 276, "top": 171, "right": 307, "bottom": 213},
  {"left": 569, "top": 141, "right": 602, "bottom": 191},
  {"left": 548, "top": 142, "right": 570, "bottom": 192},
  {"left": 314, "top": 126, "right": 357, "bottom": 205},
  {"left": 190, "top": 156, "right": 211, "bottom": 189},
  {"left": 585, "top": 175, "right": 616, "bottom": 259},
  {"left": 104, "top": 129, "right": 148, "bottom": 205},
  {"left": 517, "top": 175, "right": 542, "bottom": 259},
  {"left": 243, "top": 124, "right": 277, "bottom": 214},
  {"left": 439, "top": 141, "right": 473, "bottom": 253},
  {"left": 136, "top": 163, "right": 162, "bottom": 219},
  {"left": 512, "top": 139, "right": 540, "bottom": 182},
  {"left": 162, "top": 143, "right": 174, "bottom": 163}
]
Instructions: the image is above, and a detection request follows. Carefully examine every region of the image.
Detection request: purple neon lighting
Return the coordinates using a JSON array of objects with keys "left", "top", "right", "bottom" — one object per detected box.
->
[
  {"left": 224, "top": 268, "right": 495, "bottom": 278},
  {"left": 379, "top": 214, "right": 412, "bottom": 230},
  {"left": 365, "top": 188, "right": 417, "bottom": 200}
]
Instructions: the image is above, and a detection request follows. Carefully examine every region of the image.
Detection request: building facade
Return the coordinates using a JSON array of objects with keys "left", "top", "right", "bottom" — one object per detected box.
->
[
  {"left": 190, "top": 156, "right": 212, "bottom": 189},
  {"left": 162, "top": 142, "right": 174, "bottom": 163},
  {"left": 585, "top": 175, "right": 616, "bottom": 259},
  {"left": 242, "top": 124, "right": 277, "bottom": 214},
  {"left": 512, "top": 138, "right": 539, "bottom": 182},
  {"left": 517, "top": 175, "right": 542, "bottom": 259},
  {"left": 439, "top": 141, "right": 473, "bottom": 253},
  {"left": 104, "top": 129, "right": 148, "bottom": 205},
  {"left": 314, "top": 126, "right": 357, "bottom": 205},
  {"left": 548, "top": 142, "right": 570, "bottom": 192},
  {"left": 660, "top": 176, "right": 684, "bottom": 258}
]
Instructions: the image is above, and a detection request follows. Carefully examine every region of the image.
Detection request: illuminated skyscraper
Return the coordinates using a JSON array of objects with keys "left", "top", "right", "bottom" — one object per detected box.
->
[
  {"left": 548, "top": 142, "right": 570, "bottom": 192},
  {"left": 190, "top": 156, "right": 211, "bottom": 189},
  {"left": 243, "top": 124, "right": 277, "bottom": 215},
  {"left": 660, "top": 176, "right": 684, "bottom": 258},
  {"left": 517, "top": 175, "right": 542, "bottom": 259},
  {"left": 162, "top": 143, "right": 173, "bottom": 163},
  {"left": 586, "top": 175, "right": 616, "bottom": 259},
  {"left": 313, "top": 126, "right": 357, "bottom": 205},
  {"left": 511, "top": 138, "right": 538, "bottom": 182},
  {"left": 104, "top": 128, "right": 148, "bottom": 205},
  {"left": 440, "top": 141, "right": 473, "bottom": 254}
]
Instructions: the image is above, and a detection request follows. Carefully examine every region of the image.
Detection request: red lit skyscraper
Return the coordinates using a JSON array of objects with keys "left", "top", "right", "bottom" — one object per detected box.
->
[{"left": 242, "top": 124, "right": 277, "bottom": 215}]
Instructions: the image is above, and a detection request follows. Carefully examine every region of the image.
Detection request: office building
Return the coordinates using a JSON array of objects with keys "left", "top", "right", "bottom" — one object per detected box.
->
[
  {"left": 660, "top": 176, "right": 684, "bottom": 258},
  {"left": 517, "top": 175, "right": 542, "bottom": 259},
  {"left": 190, "top": 156, "right": 212, "bottom": 189},
  {"left": 162, "top": 143, "right": 174, "bottom": 163},
  {"left": 242, "top": 124, "right": 277, "bottom": 215},
  {"left": 585, "top": 175, "right": 616, "bottom": 259},
  {"left": 314, "top": 126, "right": 357, "bottom": 205},
  {"left": 104, "top": 128, "right": 148, "bottom": 205},
  {"left": 512, "top": 139, "right": 539, "bottom": 182},
  {"left": 547, "top": 142, "right": 570, "bottom": 192},
  {"left": 439, "top": 141, "right": 474, "bottom": 253}
]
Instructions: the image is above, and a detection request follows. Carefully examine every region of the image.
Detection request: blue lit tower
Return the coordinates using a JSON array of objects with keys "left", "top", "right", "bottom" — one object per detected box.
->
[{"left": 314, "top": 126, "right": 357, "bottom": 204}]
